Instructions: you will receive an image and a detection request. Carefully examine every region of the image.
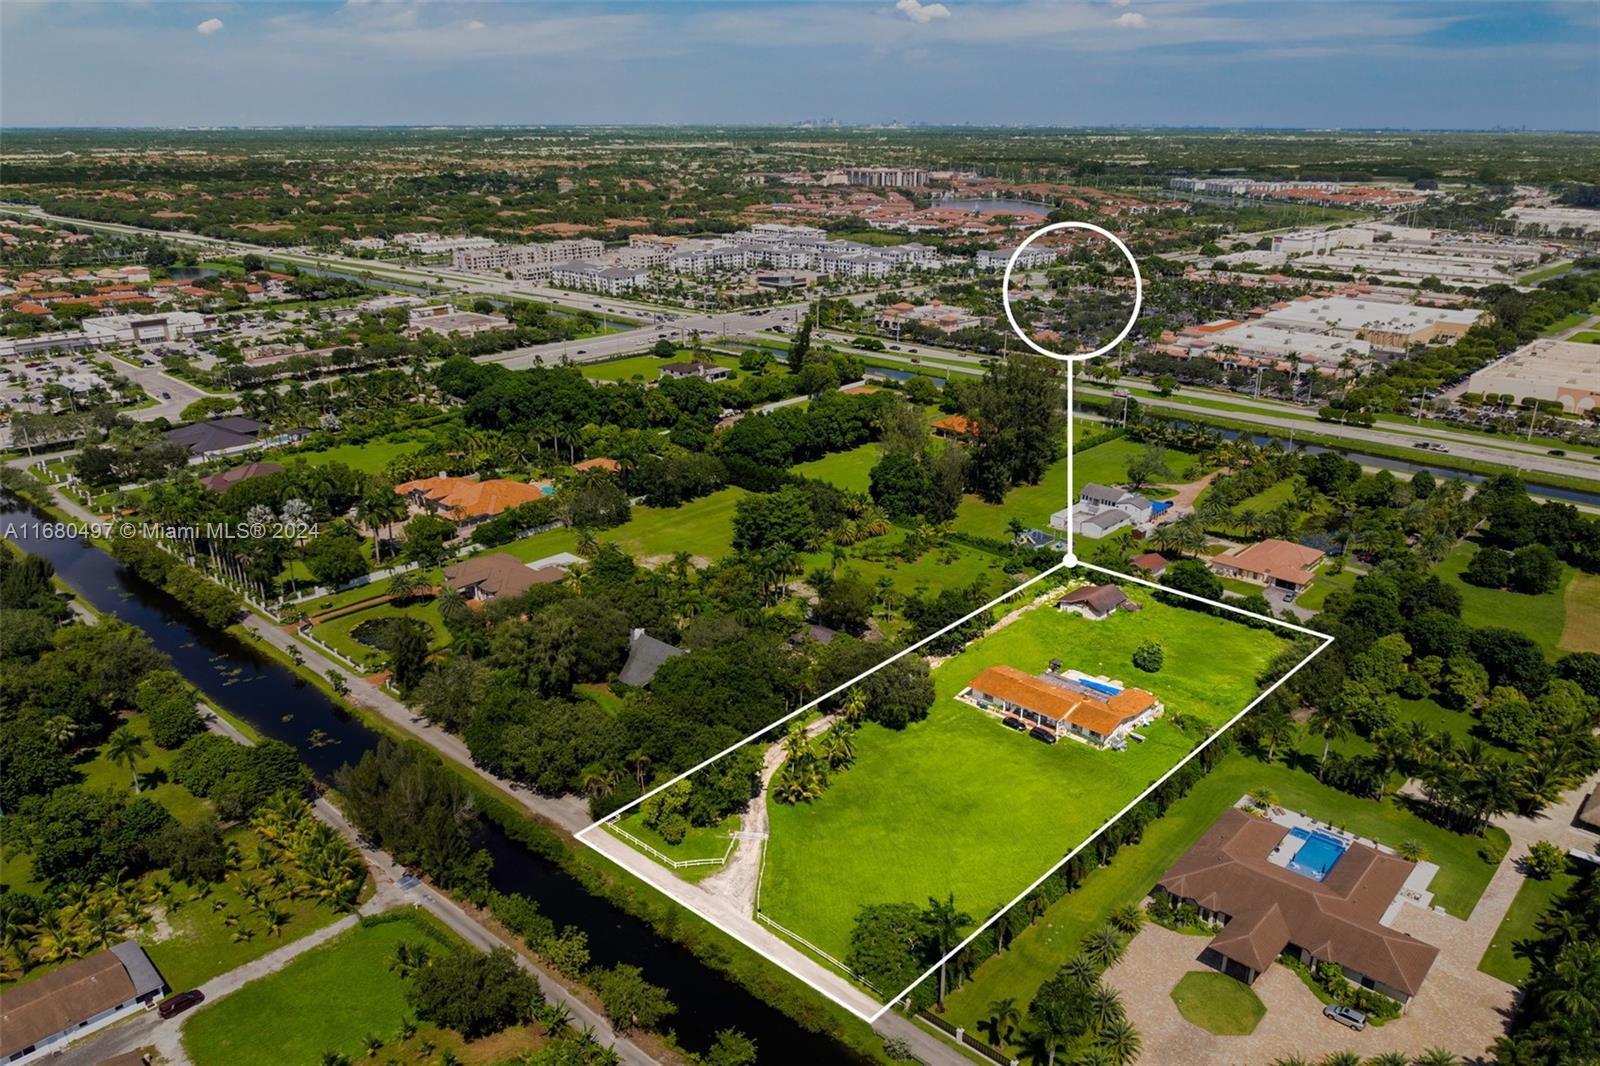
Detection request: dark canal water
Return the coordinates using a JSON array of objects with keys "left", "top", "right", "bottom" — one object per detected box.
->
[{"left": 1, "top": 495, "right": 858, "bottom": 1064}]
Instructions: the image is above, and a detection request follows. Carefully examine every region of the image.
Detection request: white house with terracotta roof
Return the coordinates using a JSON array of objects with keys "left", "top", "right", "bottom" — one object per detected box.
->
[{"left": 961, "top": 664, "right": 1162, "bottom": 749}]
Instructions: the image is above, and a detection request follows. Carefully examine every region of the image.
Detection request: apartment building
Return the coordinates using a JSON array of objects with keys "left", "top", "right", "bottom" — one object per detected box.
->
[
  {"left": 549, "top": 261, "right": 649, "bottom": 295},
  {"left": 845, "top": 166, "right": 928, "bottom": 188},
  {"left": 451, "top": 239, "right": 606, "bottom": 275}
]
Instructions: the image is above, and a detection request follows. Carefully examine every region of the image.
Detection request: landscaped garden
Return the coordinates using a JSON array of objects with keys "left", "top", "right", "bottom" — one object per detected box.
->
[
  {"left": 757, "top": 586, "right": 1291, "bottom": 960},
  {"left": 1478, "top": 857, "right": 1583, "bottom": 986},
  {"left": 1434, "top": 537, "right": 1572, "bottom": 655},
  {"left": 1170, "top": 970, "right": 1266, "bottom": 1035}
]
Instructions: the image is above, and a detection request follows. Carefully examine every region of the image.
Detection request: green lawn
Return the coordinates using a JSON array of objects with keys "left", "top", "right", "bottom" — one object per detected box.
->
[
  {"left": 280, "top": 432, "right": 433, "bottom": 475},
  {"left": 1560, "top": 570, "right": 1600, "bottom": 654},
  {"left": 794, "top": 443, "right": 879, "bottom": 495},
  {"left": 759, "top": 587, "right": 1288, "bottom": 959},
  {"left": 942, "top": 753, "right": 1509, "bottom": 1049},
  {"left": 1569, "top": 330, "right": 1600, "bottom": 344},
  {"left": 613, "top": 811, "right": 740, "bottom": 865},
  {"left": 581, "top": 351, "right": 746, "bottom": 384},
  {"left": 809, "top": 539, "right": 1016, "bottom": 614},
  {"left": 1295, "top": 569, "right": 1357, "bottom": 613},
  {"left": 1434, "top": 538, "right": 1571, "bottom": 655},
  {"left": 77, "top": 715, "right": 211, "bottom": 826},
  {"left": 505, "top": 487, "right": 746, "bottom": 565},
  {"left": 951, "top": 439, "right": 1202, "bottom": 540},
  {"left": 1478, "top": 859, "right": 1582, "bottom": 985},
  {"left": 182, "top": 911, "right": 460, "bottom": 1066},
  {"left": 1170, "top": 970, "right": 1266, "bottom": 1035},
  {"left": 312, "top": 600, "right": 451, "bottom": 671}
]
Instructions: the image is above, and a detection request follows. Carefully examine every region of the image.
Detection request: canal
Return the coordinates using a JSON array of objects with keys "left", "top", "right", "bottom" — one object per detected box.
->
[{"left": 0, "top": 494, "right": 859, "bottom": 1064}]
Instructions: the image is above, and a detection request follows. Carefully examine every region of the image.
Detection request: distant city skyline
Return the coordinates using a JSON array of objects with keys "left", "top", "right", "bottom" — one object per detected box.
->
[{"left": 3, "top": 1, "right": 1597, "bottom": 131}]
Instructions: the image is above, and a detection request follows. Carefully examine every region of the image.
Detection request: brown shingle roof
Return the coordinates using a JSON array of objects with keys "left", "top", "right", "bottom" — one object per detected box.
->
[
  {"left": 1060, "top": 584, "right": 1129, "bottom": 615},
  {"left": 1157, "top": 809, "right": 1438, "bottom": 997},
  {"left": 396, "top": 476, "right": 548, "bottom": 521},
  {"left": 444, "top": 553, "right": 560, "bottom": 599},
  {"left": 199, "top": 461, "right": 284, "bottom": 494},
  {"left": 1, "top": 943, "right": 163, "bottom": 1058}
]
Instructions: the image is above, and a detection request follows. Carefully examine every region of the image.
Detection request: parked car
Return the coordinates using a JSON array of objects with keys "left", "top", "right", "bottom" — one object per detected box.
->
[
  {"left": 1548, "top": 449, "right": 1567, "bottom": 457},
  {"left": 159, "top": 990, "right": 205, "bottom": 1019},
  {"left": 1323, "top": 1005, "right": 1367, "bottom": 1031},
  {"left": 1028, "top": 726, "right": 1057, "bottom": 745},
  {"left": 160, "top": 391, "right": 171, "bottom": 399}
]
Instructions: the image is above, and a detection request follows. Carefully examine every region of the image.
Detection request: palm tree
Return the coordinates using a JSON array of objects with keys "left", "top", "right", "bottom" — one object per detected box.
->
[
  {"left": 1083, "top": 925, "right": 1126, "bottom": 970},
  {"left": 840, "top": 688, "right": 867, "bottom": 723},
  {"left": 1363, "top": 1054, "right": 1408, "bottom": 1066},
  {"left": 981, "top": 996, "right": 1022, "bottom": 1047},
  {"left": 1396, "top": 839, "right": 1429, "bottom": 862},
  {"left": 1087, "top": 983, "right": 1124, "bottom": 1031},
  {"left": 389, "top": 941, "right": 431, "bottom": 979},
  {"left": 106, "top": 725, "right": 148, "bottom": 793},
  {"left": 1308, "top": 701, "right": 1352, "bottom": 780},
  {"left": 1107, "top": 903, "right": 1144, "bottom": 937},
  {"left": 1098, "top": 1017, "right": 1140, "bottom": 1064},
  {"left": 922, "top": 893, "right": 972, "bottom": 1008},
  {"left": 1318, "top": 1053, "right": 1360, "bottom": 1066},
  {"left": 357, "top": 488, "right": 407, "bottom": 564},
  {"left": 1252, "top": 702, "right": 1298, "bottom": 763}
]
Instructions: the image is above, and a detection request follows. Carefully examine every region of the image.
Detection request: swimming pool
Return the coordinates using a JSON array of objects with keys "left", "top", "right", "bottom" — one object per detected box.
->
[
  {"left": 1078, "top": 678, "right": 1121, "bottom": 697},
  {"left": 1285, "top": 826, "right": 1350, "bottom": 881}
]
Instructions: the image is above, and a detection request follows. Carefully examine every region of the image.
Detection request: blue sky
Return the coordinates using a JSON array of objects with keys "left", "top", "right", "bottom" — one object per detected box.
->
[{"left": 3, "top": 1, "right": 1597, "bottom": 130}]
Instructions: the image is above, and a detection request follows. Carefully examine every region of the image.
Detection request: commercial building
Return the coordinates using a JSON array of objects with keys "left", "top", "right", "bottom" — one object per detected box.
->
[
  {"left": 548, "top": 262, "right": 648, "bottom": 295},
  {"left": 1255, "top": 297, "right": 1480, "bottom": 352},
  {"left": 878, "top": 300, "right": 984, "bottom": 335},
  {"left": 405, "top": 304, "right": 511, "bottom": 337},
  {"left": 394, "top": 233, "right": 497, "bottom": 255},
  {"left": 1180, "top": 322, "right": 1373, "bottom": 376},
  {"left": 961, "top": 664, "right": 1162, "bottom": 749},
  {"left": 1154, "top": 807, "right": 1438, "bottom": 1005},
  {"left": 1467, "top": 338, "right": 1600, "bottom": 413},
  {"left": 977, "top": 246, "right": 1058, "bottom": 271},
  {"left": 1209, "top": 538, "right": 1325, "bottom": 596},
  {"left": 81, "top": 311, "right": 219, "bottom": 345},
  {"left": 845, "top": 167, "right": 928, "bottom": 188},
  {"left": 450, "top": 239, "right": 605, "bottom": 276},
  {"left": 1, "top": 941, "right": 165, "bottom": 1064}
]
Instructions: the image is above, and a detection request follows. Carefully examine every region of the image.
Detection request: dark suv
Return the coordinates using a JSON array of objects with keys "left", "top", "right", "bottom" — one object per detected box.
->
[{"left": 159, "top": 990, "right": 205, "bottom": 1019}]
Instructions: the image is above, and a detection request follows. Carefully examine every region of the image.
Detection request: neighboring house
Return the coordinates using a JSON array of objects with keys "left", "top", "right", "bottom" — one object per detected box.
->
[
  {"left": 1209, "top": 538, "right": 1326, "bottom": 596},
  {"left": 1015, "top": 529, "right": 1068, "bottom": 552},
  {"left": 618, "top": 628, "right": 685, "bottom": 687},
  {"left": 572, "top": 457, "right": 622, "bottom": 475},
  {"left": 930, "top": 414, "right": 978, "bottom": 441},
  {"left": 1130, "top": 552, "right": 1171, "bottom": 578},
  {"left": 395, "top": 476, "right": 551, "bottom": 525},
  {"left": 1577, "top": 789, "right": 1600, "bottom": 835},
  {"left": 443, "top": 552, "right": 564, "bottom": 602},
  {"left": 961, "top": 664, "right": 1161, "bottom": 749},
  {"left": 659, "top": 362, "right": 732, "bottom": 383},
  {"left": 1154, "top": 808, "right": 1439, "bottom": 1006},
  {"left": 198, "top": 461, "right": 284, "bottom": 494},
  {"left": 1, "top": 941, "right": 165, "bottom": 1064},
  {"left": 163, "top": 418, "right": 307, "bottom": 459},
  {"left": 1057, "top": 583, "right": 1138, "bottom": 620},
  {"left": 1051, "top": 483, "right": 1159, "bottom": 540}
]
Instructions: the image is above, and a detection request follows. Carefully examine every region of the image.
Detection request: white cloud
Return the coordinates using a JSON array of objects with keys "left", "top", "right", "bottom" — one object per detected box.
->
[
  {"left": 466, "top": 19, "right": 485, "bottom": 31},
  {"left": 196, "top": 17, "right": 223, "bottom": 35},
  {"left": 1113, "top": 11, "right": 1147, "bottom": 28},
  {"left": 896, "top": 0, "right": 951, "bottom": 26}
]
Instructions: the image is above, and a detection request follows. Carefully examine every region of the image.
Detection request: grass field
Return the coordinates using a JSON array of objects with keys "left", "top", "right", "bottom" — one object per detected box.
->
[
  {"left": 614, "top": 811, "right": 740, "bottom": 864},
  {"left": 941, "top": 753, "right": 1510, "bottom": 1049},
  {"left": 75, "top": 714, "right": 211, "bottom": 826},
  {"left": 1478, "top": 859, "right": 1581, "bottom": 986},
  {"left": 181, "top": 911, "right": 479, "bottom": 1066},
  {"left": 282, "top": 432, "right": 433, "bottom": 475},
  {"left": 951, "top": 440, "right": 1201, "bottom": 540},
  {"left": 312, "top": 599, "right": 451, "bottom": 670},
  {"left": 758, "top": 586, "right": 1289, "bottom": 959},
  {"left": 1560, "top": 570, "right": 1600, "bottom": 654},
  {"left": 1434, "top": 538, "right": 1571, "bottom": 655},
  {"left": 794, "top": 443, "right": 879, "bottom": 495},
  {"left": 1569, "top": 330, "right": 1600, "bottom": 344},
  {"left": 581, "top": 351, "right": 745, "bottom": 384},
  {"left": 1171, "top": 970, "right": 1266, "bottom": 1035},
  {"left": 1294, "top": 568, "right": 1357, "bottom": 613}
]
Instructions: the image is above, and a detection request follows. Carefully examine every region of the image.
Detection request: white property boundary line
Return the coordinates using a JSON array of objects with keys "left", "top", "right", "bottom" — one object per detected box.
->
[
  {"left": 578, "top": 558, "right": 1332, "bottom": 1023},
  {"left": 576, "top": 393, "right": 1335, "bottom": 1025}
]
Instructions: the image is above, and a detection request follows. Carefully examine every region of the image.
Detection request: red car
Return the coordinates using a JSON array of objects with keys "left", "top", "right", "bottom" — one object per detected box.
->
[{"left": 158, "top": 990, "right": 205, "bottom": 1019}]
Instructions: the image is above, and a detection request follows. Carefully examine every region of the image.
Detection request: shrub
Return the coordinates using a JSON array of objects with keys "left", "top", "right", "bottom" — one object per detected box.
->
[
  {"left": 1524, "top": 840, "right": 1566, "bottom": 880},
  {"left": 1132, "top": 640, "right": 1165, "bottom": 673}
]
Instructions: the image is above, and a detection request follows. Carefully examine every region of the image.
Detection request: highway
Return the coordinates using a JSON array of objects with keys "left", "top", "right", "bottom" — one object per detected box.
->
[{"left": 809, "top": 331, "right": 1600, "bottom": 487}]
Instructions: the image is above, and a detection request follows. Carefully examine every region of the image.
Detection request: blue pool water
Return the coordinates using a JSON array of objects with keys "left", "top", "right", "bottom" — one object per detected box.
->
[
  {"left": 1079, "top": 678, "right": 1121, "bottom": 697},
  {"left": 1285, "top": 827, "right": 1350, "bottom": 881}
]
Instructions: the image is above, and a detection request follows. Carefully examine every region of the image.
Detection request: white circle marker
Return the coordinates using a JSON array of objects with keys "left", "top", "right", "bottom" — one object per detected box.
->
[{"left": 1001, "top": 220, "right": 1143, "bottom": 363}]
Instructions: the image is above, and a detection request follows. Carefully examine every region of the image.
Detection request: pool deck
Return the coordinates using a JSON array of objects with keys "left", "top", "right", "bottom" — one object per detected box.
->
[{"left": 1235, "top": 797, "right": 1441, "bottom": 918}]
